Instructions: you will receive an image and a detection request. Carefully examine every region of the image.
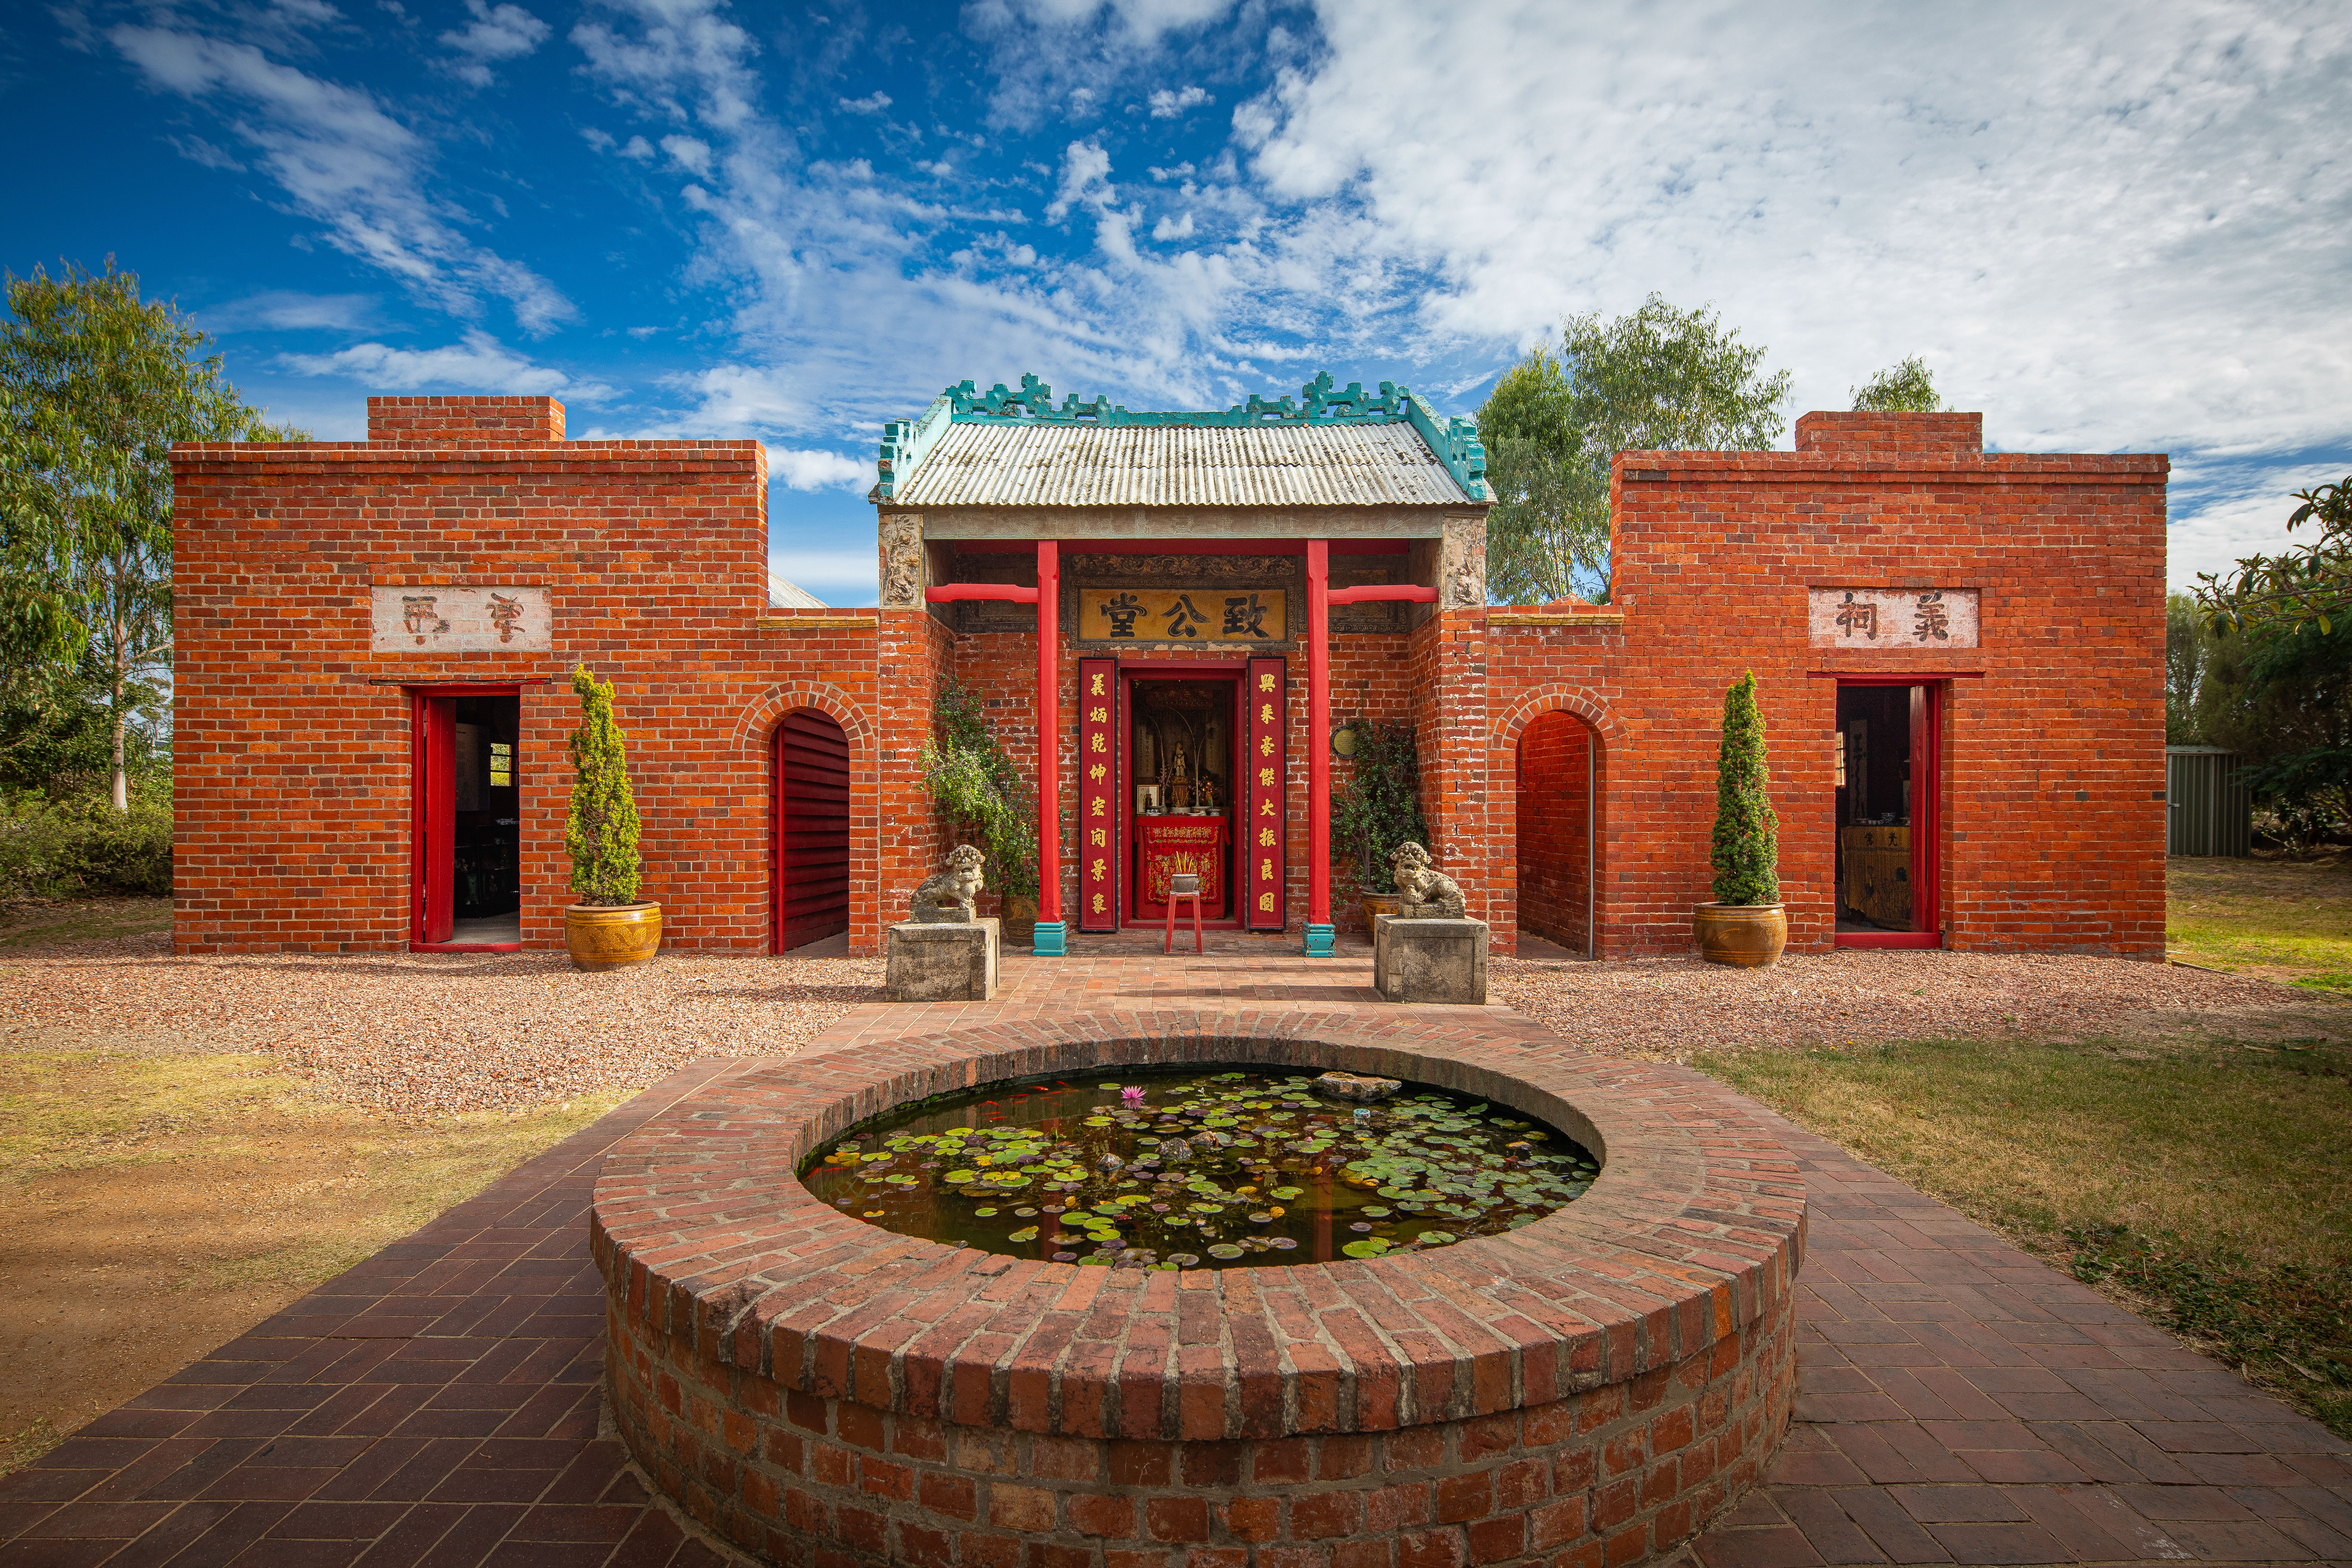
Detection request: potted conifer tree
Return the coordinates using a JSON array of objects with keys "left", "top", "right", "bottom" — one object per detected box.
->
[
  {"left": 563, "top": 663, "right": 661, "bottom": 970},
  {"left": 1694, "top": 672, "right": 1786, "bottom": 967}
]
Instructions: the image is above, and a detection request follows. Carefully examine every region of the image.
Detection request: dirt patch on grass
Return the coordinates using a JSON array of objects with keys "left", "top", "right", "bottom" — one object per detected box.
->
[
  {"left": 0, "top": 1037, "right": 623, "bottom": 1473},
  {"left": 0, "top": 896, "right": 172, "bottom": 953}
]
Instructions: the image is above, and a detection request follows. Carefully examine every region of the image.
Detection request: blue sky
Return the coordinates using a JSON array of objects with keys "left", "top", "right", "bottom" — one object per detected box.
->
[{"left": 7, "top": 0, "right": 2348, "bottom": 605}]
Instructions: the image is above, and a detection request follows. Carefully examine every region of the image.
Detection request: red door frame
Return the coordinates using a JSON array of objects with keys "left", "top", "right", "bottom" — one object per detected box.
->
[
  {"left": 1119, "top": 661, "right": 1248, "bottom": 928},
  {"left": 408, "top": 683, "right": 524, "bottom": 954},
  {"left": 1832, "top": 677, "right": 1943, "bottom": 949}
]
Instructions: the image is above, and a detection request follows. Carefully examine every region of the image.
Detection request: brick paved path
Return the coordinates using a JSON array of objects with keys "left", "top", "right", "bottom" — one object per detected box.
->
[{"left": 2, "top": 942, "right": 2345, "bottom": 1567}]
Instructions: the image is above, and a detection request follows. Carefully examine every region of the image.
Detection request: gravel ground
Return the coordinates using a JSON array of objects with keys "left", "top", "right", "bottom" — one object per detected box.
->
[
  {"left": 0, "top": 931, "right": 883, "bottom": 1115},
  {"left": 4, "top": 925, "right": 2340, "bottom": 1116},
  {"left": 1491, "top": 947, "right": 2349, "bottom": 1059}
]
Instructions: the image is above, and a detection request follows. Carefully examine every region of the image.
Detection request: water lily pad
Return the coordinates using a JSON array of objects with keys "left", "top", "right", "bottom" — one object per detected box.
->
[
  {"left": 1207, "top": 1244, "right": 1245, "bottom": 1259},
  {"left": 1341, "top": 1238, "right": 1391, "bottom": 1258},
  {"left": 1418, "top": 1230, "right": 1459, "bottom": 1245},
  {"left": 1168, "top": 1252, "right": 1201, "bottom": 1267},
  {"left": 944, "top": 1169, "right": 975, "bottom": 1183},
  {"left": 974, "top": 1207, "right": 999, "bottom": 1217},
  {"left": 1361, "top": 1206, "right": 1392, "bottom": 1218},
  {"left": 1007, "top": 1227, "right": 1039, "bottom": 1242}
]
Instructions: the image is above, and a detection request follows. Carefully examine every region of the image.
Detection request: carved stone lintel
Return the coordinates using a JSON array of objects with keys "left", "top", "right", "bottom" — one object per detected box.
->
[{"left": 880, "top": 515, "right": 925, "bottom": 608}]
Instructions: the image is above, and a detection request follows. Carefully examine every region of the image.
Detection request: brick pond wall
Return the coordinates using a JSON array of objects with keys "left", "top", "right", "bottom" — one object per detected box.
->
[{"left": 591, "top": 1015, "right": 1806, "bottom": 1568}]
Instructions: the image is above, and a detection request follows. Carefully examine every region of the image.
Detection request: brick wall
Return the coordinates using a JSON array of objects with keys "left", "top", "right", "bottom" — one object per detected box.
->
[
  {"left": 1479, "top": 417, "right": 2167, "bottom": 959},
  {"left": 170, "top": 401, "right": 887, "bottom": 955}
]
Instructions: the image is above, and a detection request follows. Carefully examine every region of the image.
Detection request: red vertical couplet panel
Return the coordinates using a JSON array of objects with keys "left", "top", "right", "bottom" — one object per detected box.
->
[
  {"left": 1036, "top": 541, "right": 1062, "bottom": 932},
  {"left": 1077, "top": 659, "right": 1118, "bottom": 932},
  {"left": 1245, "top": 657, "right": 1287, "bottom": 930},
  {"left": 412, "top": 693, "right": 456, "bottom": 946},
  {"left": 1304, "top": 540, "right": 1334, "bottom": 952}
]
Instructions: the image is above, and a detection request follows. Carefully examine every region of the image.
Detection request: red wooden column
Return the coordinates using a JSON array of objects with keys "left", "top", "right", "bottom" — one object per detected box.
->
[
  {"left": 1033, "top": 541, "right": 1067, "bottom": 954},
  {"left": 1304, "top": 540, "right": 1335, "bottom": 955}
]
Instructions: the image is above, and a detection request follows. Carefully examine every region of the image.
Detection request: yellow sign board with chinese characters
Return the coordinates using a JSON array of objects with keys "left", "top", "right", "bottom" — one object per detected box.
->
[{"left": 1079, "top": 588, "right": 1288, "bottom": 644}]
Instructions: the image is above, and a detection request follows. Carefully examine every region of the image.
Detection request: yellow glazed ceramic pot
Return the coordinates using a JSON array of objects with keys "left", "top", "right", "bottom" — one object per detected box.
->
[
  {"left": 1693, "top": 902, "right": 1787, "bottom": 968},
  {"left": 564, "top": 903, "right": 662, "bottom": 971}
]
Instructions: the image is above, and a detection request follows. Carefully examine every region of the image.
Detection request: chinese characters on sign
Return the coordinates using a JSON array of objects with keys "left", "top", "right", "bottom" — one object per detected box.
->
[
  {"left": 1079, "top": 588, "right": 1288, "bottom": 644},
  {"left": 371, "top": 586, "right": 552, "bottom": 653},
  {"left": 1078, "top": 660, "right": 1118, "bottom": 931},
  {"left": 1806, "top": 588, "right": 1980, "bottom": 649},
  {"left": 1245, "top": 657, "right": 1286, "bottom": 929}
]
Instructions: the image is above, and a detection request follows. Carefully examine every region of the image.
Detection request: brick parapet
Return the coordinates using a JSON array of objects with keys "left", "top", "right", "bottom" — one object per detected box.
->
[{"left": 592, "top": 1011, "right": 1804, "bottom": 1566}]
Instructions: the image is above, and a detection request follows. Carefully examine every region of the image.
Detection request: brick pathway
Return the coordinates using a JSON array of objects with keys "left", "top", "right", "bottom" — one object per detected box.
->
[{"left": 2, "top": 944, "right": 2345, "bottom": 1567}]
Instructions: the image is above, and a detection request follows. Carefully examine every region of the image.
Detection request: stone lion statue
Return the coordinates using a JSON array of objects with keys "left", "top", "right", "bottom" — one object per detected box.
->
[
  {"left": 910, "top": 844, "right": 986, "bottom": 923},
  {"left": 1388, "top": 841, "right": 1466, "bottom": 918}
]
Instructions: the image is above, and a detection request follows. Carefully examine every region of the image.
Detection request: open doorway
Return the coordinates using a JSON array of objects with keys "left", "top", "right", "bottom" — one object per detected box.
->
[
  {"left": 773, "top": 710, "right": 851, "bottom": 953},
  {"left": 412, "top": 688, "right": 521, "bottom": 950},
  {"left": 1516, "top": 711, "right": 1598, "bottom": 957},
  {"left": 1125, "top": 671, "right": 1242, "bottom": 925},
  {"left": 1833, "top": 681, "right": 1941, "bottom": 948}
]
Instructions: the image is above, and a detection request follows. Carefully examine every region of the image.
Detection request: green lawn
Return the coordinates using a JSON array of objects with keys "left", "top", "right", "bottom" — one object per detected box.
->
[
  {"left": 1697, "top": 855, "right": 2352, "bottom": 1439},
  {"left": 2168, "top": 852, "right": 2352, "bottom": 991}
]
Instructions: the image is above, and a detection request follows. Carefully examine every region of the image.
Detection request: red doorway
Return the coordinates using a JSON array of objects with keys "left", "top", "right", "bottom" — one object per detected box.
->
[
  {"left": 1832, "top": 679, "right": 1942, "bottom": 949},
  {"left": 1120, "top": 665, "right": 1245, "bottom": 928},
  {"left": 409, "top": 684, "right": 523, "bottom": 953},
  {"left": 773, "top": 710, "right": 851, "bottom": 952}
]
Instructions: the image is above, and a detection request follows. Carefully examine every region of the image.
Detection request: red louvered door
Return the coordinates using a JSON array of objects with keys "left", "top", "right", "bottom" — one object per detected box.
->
[{"left": 773, "top": 710, "right": 851, "bottom": 952}]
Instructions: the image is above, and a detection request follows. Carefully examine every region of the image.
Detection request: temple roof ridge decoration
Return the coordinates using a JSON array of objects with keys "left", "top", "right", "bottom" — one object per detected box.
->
[{"left": 876, "top": 369, "right": 1488, "bottom": 505}]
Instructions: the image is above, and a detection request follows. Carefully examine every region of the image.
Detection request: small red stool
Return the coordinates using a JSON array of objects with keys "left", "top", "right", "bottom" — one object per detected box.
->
[{"left": 1163, "top": 885, "right": 1205, "bottom": 954}]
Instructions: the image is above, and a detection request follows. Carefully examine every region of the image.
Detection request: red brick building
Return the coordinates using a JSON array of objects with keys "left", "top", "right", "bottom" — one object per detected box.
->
[{"left": 169, "top": 385, "right": 2165, "bottom": 960}]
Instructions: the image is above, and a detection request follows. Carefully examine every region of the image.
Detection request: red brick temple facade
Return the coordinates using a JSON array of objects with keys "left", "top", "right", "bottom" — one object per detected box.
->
[{"left": 168, "top": 382, "right": 2167, "bottom": 959}]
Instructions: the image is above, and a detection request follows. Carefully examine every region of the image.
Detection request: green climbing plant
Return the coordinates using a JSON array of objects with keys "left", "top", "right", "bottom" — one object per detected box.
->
[
  {"left": 919, "top": 676, "right": 1040, "bottom": 899},
  {"left": 1331, "top": 718, "right": 1430, "bottom": 894},
  {"left": 564, "top": 663, "right": 643, "bottom": 906},
  {"left": 1709, "top": 672, "right": 1780, "bottom": 906}
]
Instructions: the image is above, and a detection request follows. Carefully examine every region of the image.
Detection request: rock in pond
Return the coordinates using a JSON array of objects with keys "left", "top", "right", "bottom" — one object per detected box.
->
[{"left": 1312, "top": 1071, "right": 1403, "bottom": 1103}]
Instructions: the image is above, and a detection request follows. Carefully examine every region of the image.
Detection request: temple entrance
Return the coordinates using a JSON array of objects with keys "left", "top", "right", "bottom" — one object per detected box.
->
[
  {"left": 410, "top": 687, "right": 521, "bottom": 950},
  {"left": 1834, "top": 681, "right": 1942, "bottom": 948},
  {"left": 1515, "top": 711, "right": 1600, "bottom": 957},
  {"left": 1125, "top": 672, "right": 1242, "bottom": 924}
]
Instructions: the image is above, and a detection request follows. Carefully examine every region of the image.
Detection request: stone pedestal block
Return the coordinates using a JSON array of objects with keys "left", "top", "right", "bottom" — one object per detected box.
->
[
  {"left": 885, "top": 917, "right": 999, "bottom": 1001},
  {"left": 1373, "top": 915, "right": 1489, "bottom": 1004}
]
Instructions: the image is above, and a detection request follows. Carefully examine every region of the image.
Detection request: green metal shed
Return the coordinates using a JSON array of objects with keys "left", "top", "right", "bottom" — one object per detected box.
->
[{"left": 2166, "top": 746, "right": 2250, "bottom": 857}]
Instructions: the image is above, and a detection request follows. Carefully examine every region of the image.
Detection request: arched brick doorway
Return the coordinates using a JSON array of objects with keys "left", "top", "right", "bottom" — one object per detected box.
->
[
  {"left": 1517, "top": 710, "right": 1601, "bottom": 957},
  {"left": 773, "top": 709, "right": 850, "bottom": 953}
]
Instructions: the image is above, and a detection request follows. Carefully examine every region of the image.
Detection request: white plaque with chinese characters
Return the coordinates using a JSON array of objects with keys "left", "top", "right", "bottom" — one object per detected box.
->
[
  {"left": 370, "top": 586, "right": 551, "bottom": 652},
  {"left": 1807, "top": 588, "right": 1978, "bottom": 649}
]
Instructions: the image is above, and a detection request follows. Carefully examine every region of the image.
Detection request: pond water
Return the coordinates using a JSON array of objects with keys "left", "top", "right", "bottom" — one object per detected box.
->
[{"left": 798, "top": 1065, "right": 1600, "bottom": 1270}]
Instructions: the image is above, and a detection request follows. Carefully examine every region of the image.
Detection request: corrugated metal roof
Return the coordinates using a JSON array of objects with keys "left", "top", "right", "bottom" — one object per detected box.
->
[{"left": 892, "top": 421, "right": 1474, "bottom": 508}]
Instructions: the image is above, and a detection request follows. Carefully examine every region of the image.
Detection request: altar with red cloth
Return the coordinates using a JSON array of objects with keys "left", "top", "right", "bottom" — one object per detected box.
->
[{"left": 1133, "top": 814, "right": 1229, "bottom": 919}]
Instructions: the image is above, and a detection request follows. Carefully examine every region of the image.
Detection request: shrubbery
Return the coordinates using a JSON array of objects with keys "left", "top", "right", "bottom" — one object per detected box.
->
[{"left": 0, "top": 782, "right": 173, "bottom": 900}]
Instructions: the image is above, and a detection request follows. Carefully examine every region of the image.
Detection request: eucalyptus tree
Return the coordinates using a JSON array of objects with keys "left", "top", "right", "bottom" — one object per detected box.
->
[
  {"left": 1849, "top": 355, "right": 1945, "bottom": 412},
  {"left": 0, "top": 259, "right": 301, "bottom": 808},
  {"left": 1477, "top": 295, "right": 1792, "bottom": 604}
]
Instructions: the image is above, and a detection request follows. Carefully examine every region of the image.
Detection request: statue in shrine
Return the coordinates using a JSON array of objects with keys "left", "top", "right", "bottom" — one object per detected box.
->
[
  {"left": 1388, "top": 842, "right": 1466, "bottom": 918},
  {"left": 1168, "top": 743, "right": 1191, "bottom": 808},
  {"left": 909, "top": 844, "right": 986, "bottom": 923}
]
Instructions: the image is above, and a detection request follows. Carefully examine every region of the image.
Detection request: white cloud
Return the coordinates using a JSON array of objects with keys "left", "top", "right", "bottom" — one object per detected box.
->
[
  {"left": 1147, "top": 84, "right": 1208, "bottom": 118},
  {"left": 1046, "top": 139, "right": 1112, "bottom": 220},
  {"left": 437, "top": 0, "right": 551, "bottom": 87},
  {"left": 1151, "top": 210, "right": 1194, "bottom": 241},
  {"left": 1231, "top": 0, "right": 2352, "bottom": 568},
  {"left": 278, "top": 329, "right": 616, "bottom": 399},
  {"left": 200, "top": 290, "right": 379, "bottom": 332},
  {"left": 838, "top": 91, "right": 891, "bottom": 114},
  {"left": 768, "top": 447, "right": 870, "bottom": 491},
  {"left": 660, "top": 133, "right": 712, "bottom": 174},
  {"left": 571, "top": 0, "right": 759, "bottom": 130},
  {"left": 166, "top": 133, "right": 246, "bottom": 170},
  {"left": 619, "top": 134, "right": 655, "bottom": 160},
  {"left": 109, "top": 24, "right": 573, "bottom": 333}
]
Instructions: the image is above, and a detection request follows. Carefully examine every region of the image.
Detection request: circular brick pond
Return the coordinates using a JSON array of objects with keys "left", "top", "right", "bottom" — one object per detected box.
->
[{"left": 590, "top": 1018, "right": 1807, "bottom": 1568}]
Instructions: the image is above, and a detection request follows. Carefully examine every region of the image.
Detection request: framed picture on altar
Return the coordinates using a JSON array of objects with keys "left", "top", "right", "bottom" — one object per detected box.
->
[{"left": 1136, "top": 784, "right": 1162, "bottom": 813}]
